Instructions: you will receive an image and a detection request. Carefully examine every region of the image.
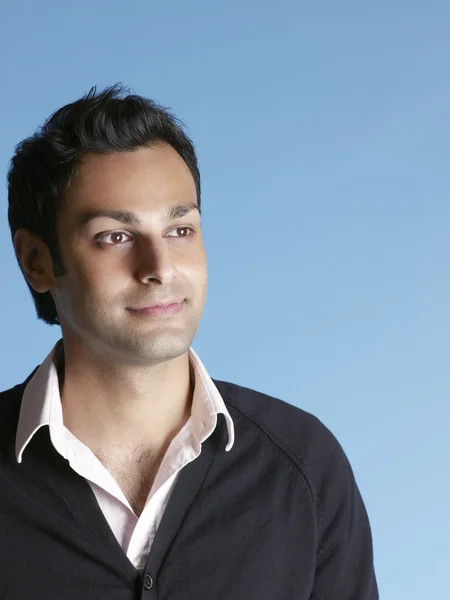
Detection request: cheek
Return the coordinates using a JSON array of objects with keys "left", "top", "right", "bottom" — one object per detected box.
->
[
  {"left": 68, "top": 255, "right": 127, "bottom": 305},
  {"left": 195, "top": 264, "right": 209, "bottom": 307},
  {"left": 185, "top": 253, "right": 208, "bottom": 287}
]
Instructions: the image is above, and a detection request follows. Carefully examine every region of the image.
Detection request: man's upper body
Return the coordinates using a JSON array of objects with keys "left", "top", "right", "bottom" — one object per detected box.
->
[
  {"left": 14, "top": 340, "right": 235, "bottom": 572},
  {"left": 3, "top": 84, "right": 378, "bottom": 598},
  {"left": 0, "top": 343, "right": 377, "bottom": 599}
]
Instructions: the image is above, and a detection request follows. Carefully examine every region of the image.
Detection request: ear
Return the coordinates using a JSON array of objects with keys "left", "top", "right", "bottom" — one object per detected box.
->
[{"left": 13, "top": 229, "right": 55, "bottom": 293}]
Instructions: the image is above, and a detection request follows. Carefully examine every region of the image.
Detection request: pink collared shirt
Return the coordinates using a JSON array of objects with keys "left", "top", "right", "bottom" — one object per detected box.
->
[{"left": 15, "top": 343, "right": 235, "bottom": 572}]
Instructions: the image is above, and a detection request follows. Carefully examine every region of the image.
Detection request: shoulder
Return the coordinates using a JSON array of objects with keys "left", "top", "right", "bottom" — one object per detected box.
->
[
  {"left": 0, "top": 381, "right": 27, "bottom": 406},
  {"left": 0, "top": 381, "right": 28, "bottom": 455},
  {"left": 213, "top": 379, "right": 354, "bottom": 496},
  {"left": 0, "top": 369, "right": 38, "bottom": 422},
  {"left": 213, "top": 380, "right": 378, "bottom": 594},
  {"left": 214, "top": 378, "right": 343, "bottom": 458}
]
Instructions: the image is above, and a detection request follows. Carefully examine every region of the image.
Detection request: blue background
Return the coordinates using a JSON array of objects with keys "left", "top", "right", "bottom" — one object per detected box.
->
[{"left": 1, "top": 2, "right": 449, "bottom": 597}]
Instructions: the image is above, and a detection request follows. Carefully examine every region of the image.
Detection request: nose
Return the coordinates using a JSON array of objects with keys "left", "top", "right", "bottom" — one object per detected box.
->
[{"left": 134, "top": 237, "right": 178, "bottom": 285}]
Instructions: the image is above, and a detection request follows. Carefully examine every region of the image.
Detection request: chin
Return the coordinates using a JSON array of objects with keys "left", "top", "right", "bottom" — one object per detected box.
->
[{"left": 112, "top": 333, "right": 193, "bottom": 365}]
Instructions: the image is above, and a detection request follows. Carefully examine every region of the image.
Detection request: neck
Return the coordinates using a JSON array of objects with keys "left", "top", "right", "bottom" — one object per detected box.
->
[{"left": 55, "top": 339, "right": 194, "bottom": 456}]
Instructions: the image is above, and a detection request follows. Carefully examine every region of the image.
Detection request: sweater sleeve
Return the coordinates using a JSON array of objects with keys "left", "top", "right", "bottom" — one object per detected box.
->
[{"left": 308, "top": 422, "right": 379, "bottom": 599}]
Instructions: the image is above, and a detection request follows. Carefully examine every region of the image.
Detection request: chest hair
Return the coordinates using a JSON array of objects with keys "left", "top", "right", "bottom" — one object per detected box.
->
[{"left": 95, "top": 446, "right": 166, "bottom": 517}]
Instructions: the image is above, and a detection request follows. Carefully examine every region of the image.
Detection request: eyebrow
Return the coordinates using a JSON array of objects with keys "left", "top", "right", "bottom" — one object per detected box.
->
[{"left": 79, "top": 202, "right": 201, "bottom": 229}]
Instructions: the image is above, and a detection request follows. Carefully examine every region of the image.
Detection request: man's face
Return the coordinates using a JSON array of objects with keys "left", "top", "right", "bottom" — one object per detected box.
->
[{"left": 52, "top": 144, "right": 207, "bottom": 365}]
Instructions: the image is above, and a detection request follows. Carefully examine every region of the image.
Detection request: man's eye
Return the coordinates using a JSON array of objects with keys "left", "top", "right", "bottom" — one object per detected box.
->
[
  {"left": 166, "top": 227, "right": 195, "bottom": 238},
  {"left": 97, "top": 232, "right": 132, "bottom": 245}
]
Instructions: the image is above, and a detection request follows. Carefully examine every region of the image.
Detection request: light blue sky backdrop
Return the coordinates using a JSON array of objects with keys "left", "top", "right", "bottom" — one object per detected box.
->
[{"left": 1, "top": 2, "right": 449, "bottom": 597}]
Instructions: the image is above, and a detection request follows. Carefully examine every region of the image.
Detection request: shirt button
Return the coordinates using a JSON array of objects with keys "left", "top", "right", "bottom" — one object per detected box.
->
[{"left": 144, "top": 574, "right": 153, "bottom": 590}]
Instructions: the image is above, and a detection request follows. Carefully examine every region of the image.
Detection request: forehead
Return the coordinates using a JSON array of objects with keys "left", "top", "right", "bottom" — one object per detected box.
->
[{"left": 62, "top": 144, "right": 197, "bottom": 214}]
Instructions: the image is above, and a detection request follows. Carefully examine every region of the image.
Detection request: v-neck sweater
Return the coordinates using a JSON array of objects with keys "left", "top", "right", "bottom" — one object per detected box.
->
[{"left": 0, "top": 371, "right": 378, "bottom": 599}]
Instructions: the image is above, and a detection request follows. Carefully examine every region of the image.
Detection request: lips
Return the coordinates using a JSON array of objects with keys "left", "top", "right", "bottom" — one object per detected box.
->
[
  {"left": 129, "top": 298, "right": 185, "bottom": 310},
  {"left": 127, "top": 300, "right": 184, "bottom": 317}
]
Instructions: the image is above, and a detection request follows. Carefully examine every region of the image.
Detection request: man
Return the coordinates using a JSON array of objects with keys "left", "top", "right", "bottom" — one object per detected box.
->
[{"left": 2, "top": 85, "right": 378, "bottom": 599}]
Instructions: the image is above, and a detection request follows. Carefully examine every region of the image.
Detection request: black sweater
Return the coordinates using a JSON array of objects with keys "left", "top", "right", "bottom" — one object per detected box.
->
[{"left": 0, "top": 372, "right": 378, "bottom": 599}]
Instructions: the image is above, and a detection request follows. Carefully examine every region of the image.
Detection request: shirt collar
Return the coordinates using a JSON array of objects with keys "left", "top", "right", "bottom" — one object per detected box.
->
[{"left": 15, "top": 341, "right": 235, "bottom": 463}]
